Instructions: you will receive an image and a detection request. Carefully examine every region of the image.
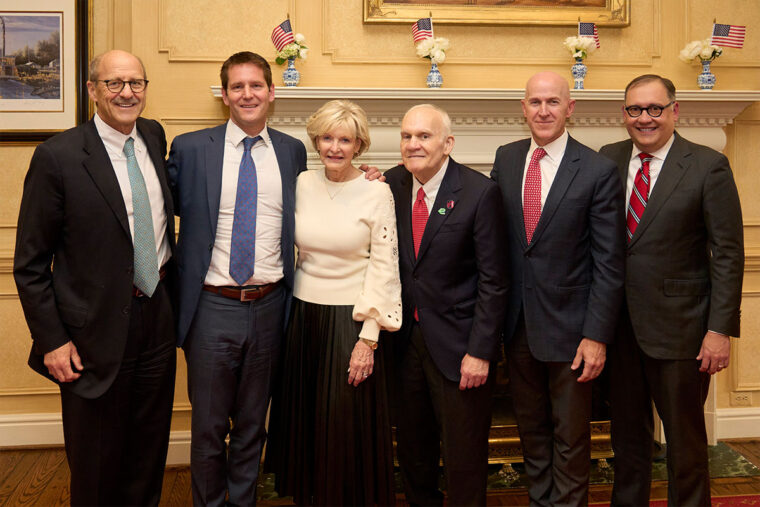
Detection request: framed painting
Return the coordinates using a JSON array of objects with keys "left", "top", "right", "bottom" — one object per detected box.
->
[
  {"left": 364, "top": 0, "right": 630, "bottom": 27},
  {"left": 0, "top": 0, "right": 89, "bottom": 144}
]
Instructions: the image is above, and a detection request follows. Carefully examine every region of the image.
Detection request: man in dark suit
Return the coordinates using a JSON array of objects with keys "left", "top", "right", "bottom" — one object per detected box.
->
[
  {"left": 383, "top": 104, "right": 509, "bottom": 506},
  {"left": 14, "top": 50, "right": 176, "bottom": 506},
  {"left": 600, "top": 74, "right": 744, "bottom": 506},
  {"left": 491, "top": 71, "right": 625, "bottom": 506},
  {"left": 167, "top": 51, "right": 307, "bottom": 506}
]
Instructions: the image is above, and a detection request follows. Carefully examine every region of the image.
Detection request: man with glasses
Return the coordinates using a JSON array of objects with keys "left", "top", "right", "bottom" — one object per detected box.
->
[
  {"left": 14, "top": 50, "right": 176, "bottom": 505},
  {"left": 600, "top": 74, "right": 744, "bottom": 506}
]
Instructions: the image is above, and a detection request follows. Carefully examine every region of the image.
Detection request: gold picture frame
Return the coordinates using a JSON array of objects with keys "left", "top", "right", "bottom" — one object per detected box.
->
[{"left": 364, "top": 0, "right": 630, "bottom": 27}]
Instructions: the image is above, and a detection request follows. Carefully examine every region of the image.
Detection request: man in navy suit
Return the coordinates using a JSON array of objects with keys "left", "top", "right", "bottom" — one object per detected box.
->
[
  {"left": 14, "top": 50, "right": 176, "bottom": 506},
  {"left": 384, "top": 104, "right": 509, "bottom": 506},
  {"left": 491, "top": 71, "right": 625, "bottom": 506},
  {"left": 167, "top": 51, "right": 307, "bottom": 506},
  {"left": 601, "top": 74, "right": 743, "bottom": 506}
]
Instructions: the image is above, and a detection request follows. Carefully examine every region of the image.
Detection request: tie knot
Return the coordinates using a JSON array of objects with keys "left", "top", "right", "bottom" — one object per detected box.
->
[
  {"left": 243, "top": 136, "right": 261, "bottom": 152},
  {"left": 531, "top": 147, "right": 547, "bottom": 162},
  {"left": 416, "top": 187, "right": 426, "bottom": 202},
  {"left": 123, "top": 137, "right": 136, "bottom": 158},
  {"left": 638, "top": 152, "right": 653, "bottom": 164}
]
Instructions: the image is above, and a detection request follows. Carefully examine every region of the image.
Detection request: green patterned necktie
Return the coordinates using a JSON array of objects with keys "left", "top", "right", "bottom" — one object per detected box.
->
[{"left": 123, "top": 137, "right": 160, "bottom": 296}]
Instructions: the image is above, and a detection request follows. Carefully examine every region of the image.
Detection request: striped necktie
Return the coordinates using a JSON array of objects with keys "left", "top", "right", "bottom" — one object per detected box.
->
[
  {"left": 123, "top": 137, "right": 160, "bottom": 296},
  {"left": 229, "top": 136, "right": 261, "bottom": 285},
  {"left": 412, "top": 186, "right": 428, "bottom": 258},
  {"left": 626, "top": 152, "right": 653, "bottom": 242}
]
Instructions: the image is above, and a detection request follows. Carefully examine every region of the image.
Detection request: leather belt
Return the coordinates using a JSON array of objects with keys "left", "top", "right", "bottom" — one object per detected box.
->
[
  {"left": 203, "top": 281, "right": 281, "bottom": 302},
  {"left": 133, "top": 267, "right": 167, "bottom": 298}
]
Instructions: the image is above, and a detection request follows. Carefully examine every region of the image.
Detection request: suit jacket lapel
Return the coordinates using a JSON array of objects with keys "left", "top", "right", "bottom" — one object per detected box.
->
[
  {"left": 270, "top": 129, "right": 297, "bottom": 219},
  {"left": 205, "top": 124, "right": 226, "bottom": 239},
  {"left": 416, "top": 158, "right": 462, "bottom": 262},
  {"left": 528, "top": 136, "right": 581, "bottom": 247},
  {"left": 137, "top": 119, "right": 174, "bottom": 236},
  {"left": 507, "top": 141, "right": 530, "bottom": 249},
  {"left": 396, "top": 170, "right": 416, "bottom": 267},
  {"left": 629, "top": 133, "right": 689, "bottom": 246},
  {"left": 81, "top": 120, "right": 131, "bottom": 239}
]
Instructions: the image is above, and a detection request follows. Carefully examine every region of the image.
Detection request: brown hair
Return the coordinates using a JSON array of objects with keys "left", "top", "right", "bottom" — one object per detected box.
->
[
  {"left": 624, "top": 74, "right": 676, "bottom": 102},
  {"left": 220, "top": 51, "right": 272, "bottom": 89}
]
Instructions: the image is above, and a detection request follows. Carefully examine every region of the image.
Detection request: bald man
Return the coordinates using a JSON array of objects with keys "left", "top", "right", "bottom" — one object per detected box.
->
[
  {"left": 383, "top": 104, "right": 508, "bottom": 505},
  {"left": 490, "top": 72, "right": 625, "bottom": 506},
  {"left": 14, "top": 50, "right": 176, "bottom": 506}
]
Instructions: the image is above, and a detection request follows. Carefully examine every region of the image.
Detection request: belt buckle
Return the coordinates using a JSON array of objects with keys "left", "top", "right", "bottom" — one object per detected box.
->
[{"left": 239, "top": 287, "right": 260, "bottom": 302}]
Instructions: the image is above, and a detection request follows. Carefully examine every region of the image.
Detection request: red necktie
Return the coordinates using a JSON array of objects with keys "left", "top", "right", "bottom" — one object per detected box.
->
[
  {"left": 412, "top": 187, "right": 428, "bottom": 321},
  {"left": 626, "top": 152, "right": 652, "bottom": 242},
  {"left": 523, "top": 147, "right": 546, "bottom": 243},
  {"left": 412, "top": 186, "right": 428, "bottom": 257}
]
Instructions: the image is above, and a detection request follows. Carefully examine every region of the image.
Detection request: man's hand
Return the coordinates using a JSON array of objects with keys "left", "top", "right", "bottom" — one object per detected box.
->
[
  {"left": 697, "top": 331, "right": 730, "bottom": 375},
  {"left": 44, "top": 341, "right": 83, "bottom": 383},
  {"left": 571, "top": 338, "right": 606, "bottom": 383},
  {"left": 358, "top": 164, "right": 386, "bottom": 182},
  {"left": 459, "top": 354, "right": 489, "bottom": 390}
]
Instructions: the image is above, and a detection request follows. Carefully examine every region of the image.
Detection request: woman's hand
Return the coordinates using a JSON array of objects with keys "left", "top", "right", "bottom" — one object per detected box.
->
[{"left": 347, "top": 340, "right": 375, "bottom": 386}]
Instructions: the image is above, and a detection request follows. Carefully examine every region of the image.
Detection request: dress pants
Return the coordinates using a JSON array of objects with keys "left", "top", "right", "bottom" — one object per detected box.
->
[
  {"left": 507, "top": 316, "right": 592, "bottom": 507},
  {"left": 60, "top": 278, "right": 176, "bottom": 506},
  {"left": 396, "top": 322, "right": 494, "bottom": 507},
  {"left": 609, "top": 306, "right": 711, "bottom": 507},
  {"left": 184, "top": 284, "right": 285, "bottom": 507}
]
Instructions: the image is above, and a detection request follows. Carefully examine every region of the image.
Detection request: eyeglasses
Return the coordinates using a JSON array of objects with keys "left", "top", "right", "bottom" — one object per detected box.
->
[
  {"left": 97, "top": 79, "right": 149, "bottom": 93},
  {"left": 624, "top": 101, "right": 675, "bottom": 118}
]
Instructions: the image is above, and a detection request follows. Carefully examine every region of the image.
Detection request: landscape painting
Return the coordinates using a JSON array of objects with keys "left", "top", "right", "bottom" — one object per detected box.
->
[{"left": 0, "top": 13, "right": 63, "bottom": 111}]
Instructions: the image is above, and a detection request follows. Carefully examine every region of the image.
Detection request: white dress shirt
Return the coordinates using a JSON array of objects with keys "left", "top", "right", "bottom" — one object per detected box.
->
[
  {"left": 625, "top": 134, "right": 675, "bottom": 202},
  {"left": 522, "top": 129, "right": 569, "bottom": 209},
  {"left": 411, "top": 157, "right": 450, "bottom": 216},
  {"left": 93, "top": 113, "right": 170, "bottom": 269},
  {"left": 205, "top": 120, "right": 284, "bottom": 287}
]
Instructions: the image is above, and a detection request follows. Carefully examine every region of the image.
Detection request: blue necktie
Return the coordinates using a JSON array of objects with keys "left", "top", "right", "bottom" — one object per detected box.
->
[
  {"left": 229, "top": 136, "right": 261, "bottom": 285},
  {"left": 123, "top": 137, "right": 160, "bottom": 296}
]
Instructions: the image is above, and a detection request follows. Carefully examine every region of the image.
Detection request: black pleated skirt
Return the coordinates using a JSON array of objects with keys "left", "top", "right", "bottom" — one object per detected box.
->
[{"left": 266, "top": 298, "right": 395, "bottom": 506}]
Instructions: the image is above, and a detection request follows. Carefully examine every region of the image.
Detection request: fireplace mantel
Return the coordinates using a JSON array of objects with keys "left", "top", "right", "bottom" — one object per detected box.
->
[{"left": 210, "top": 86, "right": 760, "bottom": 171}]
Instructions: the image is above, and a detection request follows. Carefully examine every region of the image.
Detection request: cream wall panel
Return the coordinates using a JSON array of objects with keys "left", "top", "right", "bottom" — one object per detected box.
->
[
  {"left": 685, "top": 0, "right": 760, "bottom": 67},
  {"left": 157, "top": 0, "right": 298, "bottom": 62},
  {"left": 734, "top": 296, "right": 760, "bottom": 390}
]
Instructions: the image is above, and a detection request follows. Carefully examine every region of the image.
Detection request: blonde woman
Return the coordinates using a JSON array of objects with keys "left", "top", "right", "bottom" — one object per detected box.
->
[{"left": 267, "top": 100, "right": 401, "bottom": 505}]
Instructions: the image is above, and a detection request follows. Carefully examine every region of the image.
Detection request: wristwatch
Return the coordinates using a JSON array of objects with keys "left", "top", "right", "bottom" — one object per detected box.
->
[{"left": 359, "top": 338, "right": 379, "bottom": 350}]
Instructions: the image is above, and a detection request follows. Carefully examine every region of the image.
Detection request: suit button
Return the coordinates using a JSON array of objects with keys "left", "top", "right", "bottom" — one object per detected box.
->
[
  {"left": 208, "top": 244, "right": 213, "bottom": 251},
  {"left": 122, "top": 306, "right": 130, "bottom": 315}
]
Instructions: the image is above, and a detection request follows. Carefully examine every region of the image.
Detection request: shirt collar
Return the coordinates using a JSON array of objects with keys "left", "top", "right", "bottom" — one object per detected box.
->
[
  {"left": 413, "top": 157, "right": 449, "bottom": 197},
  {"left": 529, "top": 129, "right": 569, "bottom": 163},
  {"left": 225, "top": 119, "right": 270, "bottom": 148},
  {"left": 631, "top": 133, "right": 675, "bottom": 162},
  {"left": 93, "top": 112, "right": 138, "bottom": 155}
]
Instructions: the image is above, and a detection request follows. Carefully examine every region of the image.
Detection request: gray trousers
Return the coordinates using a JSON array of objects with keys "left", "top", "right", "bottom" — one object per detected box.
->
[{"left": 184, "top": 284, "right": 286, "bottom": 507}]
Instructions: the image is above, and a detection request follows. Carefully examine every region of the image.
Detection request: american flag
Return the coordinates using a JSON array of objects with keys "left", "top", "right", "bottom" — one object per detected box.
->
[
  {"left": 412, "top": 18, "right": 433, "bottom": 43},
  {"left": 579, "top": 22, "right": 600, "bottom": 48},
  {"left": 711, "top": 23, "right": 746, "bottom": 49},
  {"left": 271, "top": 20, "right": 295, "bottom": 52}
]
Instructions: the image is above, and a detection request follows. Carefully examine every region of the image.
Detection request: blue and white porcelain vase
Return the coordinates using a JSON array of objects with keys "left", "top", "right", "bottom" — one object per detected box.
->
[
  {"left": 426, "top": 62, "right": 443, "bottom": 88},
  {"left": 571, "top": 57, "right": 587, "bottom": 90},
  {"left": 697, "top": 59, "right": 716, "bottom": 90},
  {"left": 283, "top": 57, "right": 300, "bottom": 87}
]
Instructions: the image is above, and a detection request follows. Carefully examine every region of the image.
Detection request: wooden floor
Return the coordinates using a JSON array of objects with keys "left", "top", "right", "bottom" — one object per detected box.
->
[{"left": 1, "top": 439, "right": 759, "bottom": 506}]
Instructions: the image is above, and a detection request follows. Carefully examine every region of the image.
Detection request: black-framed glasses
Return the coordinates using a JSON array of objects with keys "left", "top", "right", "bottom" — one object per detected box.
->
[
  {"left": 624, "top": 101, "right": 675, "bottom": 118},
  {"left": 97, "top": 79, "right": 149, "bottom": 93}
]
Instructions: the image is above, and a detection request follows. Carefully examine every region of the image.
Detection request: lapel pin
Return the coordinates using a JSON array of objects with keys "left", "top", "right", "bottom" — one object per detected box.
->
[
  {"left": 437, "top": 208, "right": 446, "bottom": 215},
  {"left": 447, "top": 200, "right": 455, "bottom": 209}
]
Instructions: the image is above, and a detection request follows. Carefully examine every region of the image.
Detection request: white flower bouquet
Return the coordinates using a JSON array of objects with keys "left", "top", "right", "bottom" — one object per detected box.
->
[
  {"left": 275, "top": 33, "right": 309, "bottom": 65},
  {"left": 563, "top": 36, "right": 597, "bottom": 60},
  {"left": 416, "top": 37, "right": 451, "bottom": 65},
  {"left": 679, "top": 39, "right": 723, "bottom": 63}
]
